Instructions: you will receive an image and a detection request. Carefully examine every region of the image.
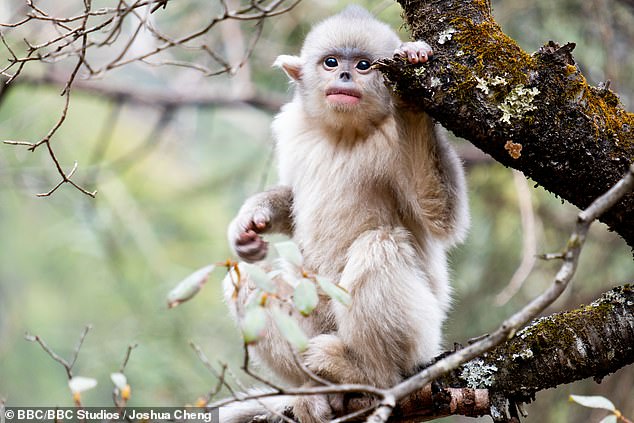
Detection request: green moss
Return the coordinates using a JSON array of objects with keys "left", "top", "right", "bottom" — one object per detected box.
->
[
  {"left": 446, "top": 15, "right": 633, "bottom": 155},
  {"left": 508, "top": 286, "right": 632, "bottom": 359},
  {"left": 450, "top": 18, "right": 536, "bottom": 89},
  {"left": 438, "top": 17, "right": 539, "bottom": 128},
  {"left": 561, "top": 62, "right": 634, "bottom": 154},
  {"left": 584, "top": 89, "right": 634, "bottom": 153},
  {"left": 513, "top": 297, "right": 616, "bottom": 357}
]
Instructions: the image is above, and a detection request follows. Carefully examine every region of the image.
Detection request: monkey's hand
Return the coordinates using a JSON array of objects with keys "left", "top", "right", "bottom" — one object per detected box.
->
[
  {"left": 227, "top": 186, "right": 293, "bottom": 263},
  {"left": 228, "top": 207, "right": 271, "bottom": 262},
  {"left": 394, "top": 40, "right": 433, "bottom": 64}
]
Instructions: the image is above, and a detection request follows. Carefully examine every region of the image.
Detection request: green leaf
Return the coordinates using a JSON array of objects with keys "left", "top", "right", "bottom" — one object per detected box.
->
[
  {"left": 167, "top": 264, "right": 216, "bottom": 308},
  {"left": 240, "top": 263, "right": 277, "bottom": 293},
  {"left": 293, "top": 278, "right": 319, "bottom": 316},
  {"left": 68, "top": 376, "right": 97, "bottom": 394},
  {"left": 241, "top": 306, "right": 267, "bottom": 344},
  {"left": 274, "top": 241, "right": 303, "bottom": 267},
  {"left": 316, "top": 276, "right": 351, "bottom": 306},
  {"left": 271, "top": 308, "right": 309, "bottom": 352},
  {"left": 569, "top": 395, "right": 616, "bottom": 411},
  {"left": 599, "top": 416, "right": 618, "bottom": 423},
  {"left": 110, "top": 372, "right": 127, "bottom": 390}
]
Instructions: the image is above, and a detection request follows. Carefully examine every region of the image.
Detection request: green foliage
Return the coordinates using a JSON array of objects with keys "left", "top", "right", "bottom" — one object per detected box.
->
[
  {"left": 224, "top": 240, "right": 350, "bottom": 346},
  {"left": 293, "top": 278, "right": 319, "bottom": 316},
  {"left": 270, "top": 308, "right": 309, "bottom": 352},
  {"left": 167, "top": 264, "right": 217, "bottom": 308},
  {"left": 239, "top": 263, "right": 278, "bottom": 294},
  {"left": 275, "top": 241, "right": 304, "bottom": 268},
  {"left": 316, "top": 276, "right": 351, "bottom": 307},
  {"left": 241, "top": 306, "right": 268, "bottom": 345}
]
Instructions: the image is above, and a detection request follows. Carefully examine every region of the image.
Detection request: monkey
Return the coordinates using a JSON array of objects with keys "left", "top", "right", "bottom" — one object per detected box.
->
[{"left": 221, "top": 5, "right": 469, "bottom": 422}]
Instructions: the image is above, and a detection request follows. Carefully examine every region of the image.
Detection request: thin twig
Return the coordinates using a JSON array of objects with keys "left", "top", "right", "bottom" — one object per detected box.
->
[
  {"left": 290, "top": 348, "right": 333, "bottom": 387},
  {"left": 25, "top": 324, "right": 93, "bottom": 380},
  {"left": 190, "top": 341, "right": 239, "bottom": 398},
  {"left": 0, "top": 0, "right": 300, "bottom": 197},
  {"left": 119, "top": 343, "right": 138, "bottom": 372},
  {"left": 25, "top": 333, "right": 73, "bottom": 379},
  {"left": 68, "top": 324, "right": 93, "bottom": 370},
  {"left": 495, "top": 169, "right": 538, "bottom": 305},
  {"left": 241, "top": 342, "right": 285, "bottom": 392}
]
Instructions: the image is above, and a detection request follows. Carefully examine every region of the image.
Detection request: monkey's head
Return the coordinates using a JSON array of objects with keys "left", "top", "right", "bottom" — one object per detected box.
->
[{"left": 274, "top": 6, "right": 400, "bottom": 130}]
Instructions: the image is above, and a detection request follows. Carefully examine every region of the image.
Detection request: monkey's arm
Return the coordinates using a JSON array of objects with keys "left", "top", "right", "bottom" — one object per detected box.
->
[
  {"left": 390, "top": 42, "right": 469, "bottom": 245},
  {"left": 227, "top": 185, "right": 294, "bottom": 262},
  {"left": 428, "top": 129, "right": 470, "bottom": 245},
  {"left": 395, "top": 115, "right": 470, "bottom": 246}
]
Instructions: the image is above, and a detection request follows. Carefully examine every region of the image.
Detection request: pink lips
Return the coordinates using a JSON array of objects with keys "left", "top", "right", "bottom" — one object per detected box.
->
[{"left": 326, "top": 88, "right": 362, "bottom": 105}]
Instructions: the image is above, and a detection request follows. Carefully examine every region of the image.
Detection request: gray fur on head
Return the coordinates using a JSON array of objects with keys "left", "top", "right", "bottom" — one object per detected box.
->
[{"left": 300, "top": 6, "right": 400, "bottom": 64}]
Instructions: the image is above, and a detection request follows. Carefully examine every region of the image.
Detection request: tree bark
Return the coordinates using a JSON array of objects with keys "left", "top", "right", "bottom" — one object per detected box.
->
[
  {"left": 334, "top": 285, "right": 634, "bottom": 421},
  {"left": 377, "top": 0, "right": 634, "bottom": 249}
]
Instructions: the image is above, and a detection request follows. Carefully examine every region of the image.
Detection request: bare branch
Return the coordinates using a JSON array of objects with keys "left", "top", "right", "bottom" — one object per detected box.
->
[
  {"left": 190, "top": 341, "right": 240, "bottom": 400},
  {"left": 241, "top": 343, "right": 286, "bottom": 392},
  {"left": 495, "top": 170, "right": 538, "bottom": 305},
  {"left": 15, "top": 72, "right": 286, "bottom": 111},
  {"left": 0, "top": 0, "right": 301, "bottom": 197},
  {"left": 25, "top": 324, "right": 93, "bottom": 380},
  {"left": 119, "top": 343, "right": 138, "bottom": 373},
  {"left": 68, "top": 324, "right": 92, "bottom": 370}
]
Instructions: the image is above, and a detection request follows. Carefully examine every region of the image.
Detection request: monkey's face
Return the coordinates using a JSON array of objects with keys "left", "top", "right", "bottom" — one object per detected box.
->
[
  {"left": 320, "top": 54, "right": 370, "bottom": 108},
  {"left": 299, "top": 49, "right": 392, "bottom": 125}
]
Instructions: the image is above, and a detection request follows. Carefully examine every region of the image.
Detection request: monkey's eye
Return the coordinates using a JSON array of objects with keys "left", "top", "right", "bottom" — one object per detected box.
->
[
  {"left": 356, "top": 60, "right": 372, "bottom": 71},
  {"left": 323, "top": 57, "right": 338, "bottom": 69}
]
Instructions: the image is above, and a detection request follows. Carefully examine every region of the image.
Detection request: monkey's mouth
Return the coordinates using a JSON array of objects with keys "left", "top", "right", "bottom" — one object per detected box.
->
[{"left": 326, "top": 88, "right": 362, "bottom": 105}]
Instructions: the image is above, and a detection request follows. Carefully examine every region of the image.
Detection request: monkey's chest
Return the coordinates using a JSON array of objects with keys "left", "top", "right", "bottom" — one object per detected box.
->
[{"left": 285, "top": 140, "right": 402, "bottom": 275}]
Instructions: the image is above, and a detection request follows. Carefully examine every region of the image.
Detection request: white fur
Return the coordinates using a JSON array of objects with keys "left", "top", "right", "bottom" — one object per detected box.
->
[
  {"left": 218, "top": 389, "right": 293, "bottom": 423},
  {"left": 224, "top": 6, "right": 470, "bottom": 422}
]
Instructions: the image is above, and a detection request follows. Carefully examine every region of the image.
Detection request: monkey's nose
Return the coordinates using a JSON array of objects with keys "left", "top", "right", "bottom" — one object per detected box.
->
[{"left": 339, "top": 71, "right": 351, "bottom": 81}]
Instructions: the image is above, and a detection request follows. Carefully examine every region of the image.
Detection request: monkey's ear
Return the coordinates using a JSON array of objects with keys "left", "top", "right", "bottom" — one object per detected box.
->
[{"left": 273, "top": 55, "right": 303, "bottom": 81}]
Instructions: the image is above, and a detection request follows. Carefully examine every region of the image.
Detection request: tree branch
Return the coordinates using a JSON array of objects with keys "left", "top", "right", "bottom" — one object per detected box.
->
[
  {"left": 15, "top": 72, "right": 285, "bottom": 112},
  {"left": 378, "top": 0, "right": 634, "bottom": 249},
  {"left": 329, "top": 284, "right": 634, "bottom": 422},
  {"left": 219, "top": 284, "right": 632, "bottom": 422}
]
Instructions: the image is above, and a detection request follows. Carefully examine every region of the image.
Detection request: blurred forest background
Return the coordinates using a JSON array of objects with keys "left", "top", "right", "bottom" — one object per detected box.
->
[{"left": 0, "top": 0, "right": 632, "bottom": 421}]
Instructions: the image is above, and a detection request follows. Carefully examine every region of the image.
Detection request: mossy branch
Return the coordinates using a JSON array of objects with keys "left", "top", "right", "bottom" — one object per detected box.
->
[
  {"left": 378, "top": 0, "right": 634, "bottom": 249},
  {"left": 329, "top": 285, "right": 634, "bottom": 421},
  {"left": 436, "top": 285, "right": 634, "bottom": 411}
]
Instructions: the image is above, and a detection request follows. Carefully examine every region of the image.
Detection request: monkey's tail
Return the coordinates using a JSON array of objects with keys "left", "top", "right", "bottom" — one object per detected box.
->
[{"left": 218, "top": 389, "right": 291, "bottom": 423}]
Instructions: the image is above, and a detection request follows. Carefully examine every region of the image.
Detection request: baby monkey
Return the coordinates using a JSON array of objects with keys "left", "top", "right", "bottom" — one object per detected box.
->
[{"left": 223, "top": 5, "right": 469, "bottom": 423}]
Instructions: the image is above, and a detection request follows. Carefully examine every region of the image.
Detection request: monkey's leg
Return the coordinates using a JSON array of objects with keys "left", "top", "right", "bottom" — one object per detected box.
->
[
  {"left": 223, "top": 270, "right": 334, "bottom": 423},
  {"left": 304, "top": 226, "right": 446, "bottom": 387},
  {"left": 223, "top": 268, "right": 319, "bottom": 388}
]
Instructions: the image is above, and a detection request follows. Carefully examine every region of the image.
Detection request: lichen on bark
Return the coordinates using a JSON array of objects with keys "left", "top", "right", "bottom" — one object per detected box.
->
[{"left": 437, "top": 285, "right": 634, "bottom": 403}]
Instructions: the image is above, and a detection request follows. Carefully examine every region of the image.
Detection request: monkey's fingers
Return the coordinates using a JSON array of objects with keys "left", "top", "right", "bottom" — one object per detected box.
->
[
  {"left": 235, "top": 230, "right": 269, "bottom": 262},
  {"left": 394, "top": 40, "right": 434, "bottom": 64},
  {"left": 252, "top": 210, "right": 270, "bottom": 232},
  {"left": 236, "top": 229, "right": 259, "bottom": 244}
]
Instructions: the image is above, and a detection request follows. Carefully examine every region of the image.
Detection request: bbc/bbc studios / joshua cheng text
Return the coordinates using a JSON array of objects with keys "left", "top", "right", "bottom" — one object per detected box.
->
[{"left": 2, "top": 407, "right": 219, "bottom": 423}]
